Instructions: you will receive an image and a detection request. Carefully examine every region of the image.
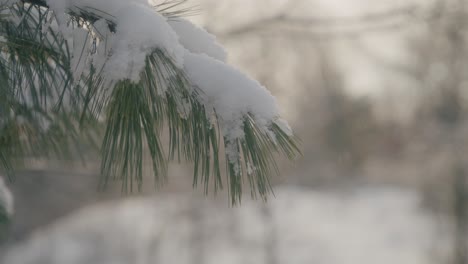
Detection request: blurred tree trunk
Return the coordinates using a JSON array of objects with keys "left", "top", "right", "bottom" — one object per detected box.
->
[
  {"left": 262, "top": 204, "right": 278, "bottom": 264},
  {"left": 445, "top": 1, "right": 468, "bottom": 263},
  {"left": 453, "top": 166, "right": 467, "bottom": 264},
  {"left": 190, "top": 200, "right": 205, "bottom": 264}
]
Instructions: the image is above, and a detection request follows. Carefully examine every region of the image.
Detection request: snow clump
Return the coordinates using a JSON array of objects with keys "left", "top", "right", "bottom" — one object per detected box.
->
[{"left": 37, "top": 0, "right": 290, "bottom": 162}]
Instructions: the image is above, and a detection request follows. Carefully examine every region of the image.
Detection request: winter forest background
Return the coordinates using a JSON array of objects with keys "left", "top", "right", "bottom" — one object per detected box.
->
[{"left": 2, "top": 0, "right": 468, "bottom": 263}]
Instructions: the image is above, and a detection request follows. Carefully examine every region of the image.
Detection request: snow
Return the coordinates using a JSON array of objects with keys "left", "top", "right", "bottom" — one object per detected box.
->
[
  {"left": 101, "top": 3, "right": 184, "bottom": 82},
  {"left": 39, "top": 0, "right": 291, "bottom": 142},
  {"left": 169, "top": 18, "right": 227, "bottom": 62},
  {"left": 45, "top": 0, "right": 184, "bottom": 82},
  {"left": 46, "top": 0, "right": 148, "bottom": 18},
  {"left": 2, "top": 186, "right": 443, "bottom": 264},
  {"left": 0, "top": 176, "right": 13, "bottom": 218},
  {"left": 183, "top": 51, "right": 280, "bottom": 141},
  {"left": 90, "top": 19, "right": 112, "bottom": 72},
  {"left": 0, "top": 0, "right": 294, "bottom": 161},
  {"left": 275, "top": 118, "right": 293, "bottom": 136}
]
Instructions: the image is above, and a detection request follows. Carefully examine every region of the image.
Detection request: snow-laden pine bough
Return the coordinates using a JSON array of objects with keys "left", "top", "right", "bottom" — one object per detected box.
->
[{"left": 0, "top": 0, "right": 300, "bottom": 204}]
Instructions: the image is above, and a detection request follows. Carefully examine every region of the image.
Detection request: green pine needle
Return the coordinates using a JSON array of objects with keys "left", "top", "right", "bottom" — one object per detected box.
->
[{"left": 0, "top": 1, "right": 301, "bottom": 204}]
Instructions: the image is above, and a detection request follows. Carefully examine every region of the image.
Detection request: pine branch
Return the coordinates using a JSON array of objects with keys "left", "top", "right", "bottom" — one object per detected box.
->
[
  {"left": 0, "top": 0, "right": 301, "bottom": 204},
  {"left": 21, "top": 0, "right": 47, "bottom": 7}
]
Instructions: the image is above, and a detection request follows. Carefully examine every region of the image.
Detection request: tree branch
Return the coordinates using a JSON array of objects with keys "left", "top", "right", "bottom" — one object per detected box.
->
[
  {"left": 213, "top": 4, "right": 431, "bottom": 40},
  {"left": 20, "top": 0, "right": 117, "bottom": 32}
]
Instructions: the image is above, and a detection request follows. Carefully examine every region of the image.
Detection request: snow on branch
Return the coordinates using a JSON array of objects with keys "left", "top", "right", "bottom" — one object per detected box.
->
[
  {"left": 0, "top": 0, "right": 300, "bottom": 201},
  {"left": 40, "top": 0, "right": 288, "bottom": 144}
]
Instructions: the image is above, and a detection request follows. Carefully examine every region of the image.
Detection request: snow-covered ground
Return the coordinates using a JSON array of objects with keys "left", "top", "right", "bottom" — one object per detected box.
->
[{"left": 2, "top": 185, "right": 449, "bottom": 264}]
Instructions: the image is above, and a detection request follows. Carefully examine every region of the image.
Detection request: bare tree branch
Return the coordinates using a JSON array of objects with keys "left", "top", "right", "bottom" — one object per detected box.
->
[{"left": 212, "top": 4, "right": 444, "bottom": 40}]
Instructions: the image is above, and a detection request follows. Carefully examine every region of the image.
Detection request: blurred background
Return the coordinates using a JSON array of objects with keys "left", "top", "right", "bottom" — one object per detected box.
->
[{"left": 2, "top": 0, "right": 468, "bottom": 263}]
